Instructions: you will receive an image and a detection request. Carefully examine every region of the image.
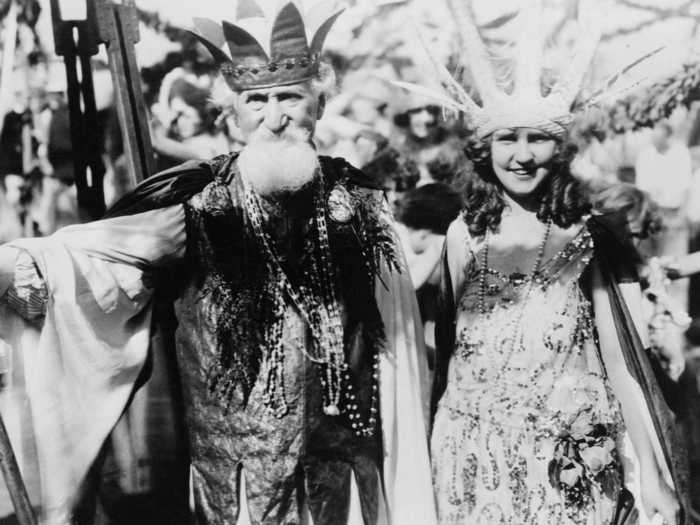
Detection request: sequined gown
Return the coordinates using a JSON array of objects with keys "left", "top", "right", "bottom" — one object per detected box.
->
[{"left": 432, "top": 222, "right": 625, "bottom": 524}]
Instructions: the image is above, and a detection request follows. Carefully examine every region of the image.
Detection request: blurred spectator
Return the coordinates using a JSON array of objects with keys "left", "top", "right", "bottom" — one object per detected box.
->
[
  {"left": 570, "top": 108, "right": 619, "bottom": 190},
  {"left": 315, "top": 70, "right": 393, "bottom": 164},
  {"left": 0, "top": 180, "right": 23, "bottom": 242},
  {"left": 391, "top": 87, "right": 469, "bottom": 189},
  {"left": 635, "top": 120, "right": 693, "bottom": 322},
  {"left": 0, "top": 78, "right": 30, "bottom": 180},
  {"left": 30, "top": 65, "right": 80, "bottom": 235},
  {"left": 338, "top": 70, "right": 394, "bottom": 137},
  {"left": 636, "top": 121, "right": 693, "bottom": 216},
  {"left": 395, "top": 183, "right": 462, "bottom": 366},
  {"left": 591, "top": 182, "right": 662, "bottom": 258},
  {"left": 152, "top": 74, "right": 228, "bottom": 171},
  {"left": 592, "top": 183, "right": 686, "bottom": 381}
]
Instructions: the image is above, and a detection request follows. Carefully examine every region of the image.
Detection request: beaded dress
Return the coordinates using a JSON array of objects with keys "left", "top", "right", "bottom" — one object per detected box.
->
[{"left": 432, "top": 220, "right": 625, "bottom": 524}]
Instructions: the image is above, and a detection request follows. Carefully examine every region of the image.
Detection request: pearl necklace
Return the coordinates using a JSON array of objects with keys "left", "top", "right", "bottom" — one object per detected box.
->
[{"left": 242, "top": 172, "right": 379, "bottom": 437}]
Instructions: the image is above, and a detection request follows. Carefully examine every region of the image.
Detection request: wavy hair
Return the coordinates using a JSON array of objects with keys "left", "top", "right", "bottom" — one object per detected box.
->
[{"left": 462, "top": 133, "right": 590, "bottom": 237}]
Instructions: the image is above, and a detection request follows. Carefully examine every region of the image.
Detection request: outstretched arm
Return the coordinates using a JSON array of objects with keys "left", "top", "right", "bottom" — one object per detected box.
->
[
  {"left": 0, "top": 204, "right": 186, "bottom": 321},
  {"left": 662, "top": 251, "right": 700, "bottom": 280},
  {"left": 0, "top": 204, "right": 187, "bottom": 521}
]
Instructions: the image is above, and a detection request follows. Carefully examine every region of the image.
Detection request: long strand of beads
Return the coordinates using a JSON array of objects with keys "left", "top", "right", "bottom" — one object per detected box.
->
[
  {"left": 313, "top": 177, "right": 347, "bottom": 416},
  {"left": 478, "top": 230, "right": 490, "bottom": 315},
  {"left": 241, "top": 172, "right": 379, "bottom": 436},
  {"left": 478, "top": 220, "right": 552, "bottom": 375},
  {"left": 261, "top": 276, "right": 289, "bottom": 417}
]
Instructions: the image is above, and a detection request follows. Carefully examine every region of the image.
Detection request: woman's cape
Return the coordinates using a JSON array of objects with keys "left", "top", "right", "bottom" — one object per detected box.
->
[
  {"left": 587, "top": 213, "right": 690, "bottom": 523},
  {"left": 433, "top": 213, "right": 690, "bottom": 523}
]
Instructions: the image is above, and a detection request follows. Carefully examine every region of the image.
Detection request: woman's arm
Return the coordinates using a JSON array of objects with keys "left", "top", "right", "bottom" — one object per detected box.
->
[
  {"left": 591, "top": 260, "right": 679, "bottom": 524},
  {"left": 444, "top": 218, "right": 472, "bottom": 300},
  {"left": 662, "top": 251, "right": 700, "bottom": 280}
]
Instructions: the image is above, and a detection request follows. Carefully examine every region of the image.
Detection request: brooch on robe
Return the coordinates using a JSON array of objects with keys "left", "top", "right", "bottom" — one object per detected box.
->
[{"left": 327, "top": 184, "right": 354, "bottom": 223}]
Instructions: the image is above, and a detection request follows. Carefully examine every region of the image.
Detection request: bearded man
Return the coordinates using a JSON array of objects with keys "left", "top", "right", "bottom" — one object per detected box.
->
[{"left": 0, "top": 3, "right": 435, "bottom": 524}]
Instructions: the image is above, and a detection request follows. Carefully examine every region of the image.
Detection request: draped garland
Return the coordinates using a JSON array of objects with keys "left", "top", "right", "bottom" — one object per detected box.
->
[
  {"left": 136, "top": 6, "right": 195, "bottom": 46},
  {"left": 608, "top": 61, "right": 700, "bottom": 133}
]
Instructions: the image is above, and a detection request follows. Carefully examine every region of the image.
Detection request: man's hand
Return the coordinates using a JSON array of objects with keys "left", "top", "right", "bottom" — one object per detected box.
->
[{"left": 0, "top": 247, "right": 20, "bottom": 299}]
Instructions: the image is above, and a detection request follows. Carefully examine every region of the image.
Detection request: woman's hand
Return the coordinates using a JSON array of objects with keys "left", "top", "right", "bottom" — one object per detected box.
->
[
  {"left": 641, "top": 472, "right": 680, "bottom": 525},
  {"left": 659, "top": 256, "right": 682, "bottom": 281}
]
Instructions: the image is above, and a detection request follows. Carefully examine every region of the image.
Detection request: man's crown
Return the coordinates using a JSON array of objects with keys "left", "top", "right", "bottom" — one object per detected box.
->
[{"left": 190, "top": 1, "right": 343, "bottom": 91}]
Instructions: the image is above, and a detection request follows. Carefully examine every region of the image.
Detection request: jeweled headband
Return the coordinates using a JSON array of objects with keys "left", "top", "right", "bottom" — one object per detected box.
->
[{"left": 189, "top": 0, "right": 343, "bottom": 91}]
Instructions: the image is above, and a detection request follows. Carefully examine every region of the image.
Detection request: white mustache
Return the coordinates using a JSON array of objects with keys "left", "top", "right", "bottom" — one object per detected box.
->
[{"left": 248, "top": 126, "right": 311, "bottom": 145}]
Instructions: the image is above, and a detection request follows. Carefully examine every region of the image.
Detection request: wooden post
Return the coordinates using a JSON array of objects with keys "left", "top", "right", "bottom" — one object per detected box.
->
[
  {"left": 0, "top": 415, "right": 35, "bottom": 525},
  {"left": 49, "top": 0, "right": 106, "bottom": 221},
  {"left": 95, "top": 0, "right": 154, "bottom": 184}
]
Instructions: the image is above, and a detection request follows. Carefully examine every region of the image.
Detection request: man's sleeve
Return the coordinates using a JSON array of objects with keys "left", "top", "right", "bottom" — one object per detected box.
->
[
  {"left": 3, "top": 250, "right": 48, "bottom": 321},
  {"left": 0, "top": 203, "right": 187, "bottom": 522},
  {"left": 1, "top": 204, "right": 186, "bottom": 320}
]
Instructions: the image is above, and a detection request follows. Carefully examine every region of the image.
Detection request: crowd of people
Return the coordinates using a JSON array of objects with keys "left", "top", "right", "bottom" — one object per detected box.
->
[{"left": 0, "top": 1, "right": 699, "bottom": 524}]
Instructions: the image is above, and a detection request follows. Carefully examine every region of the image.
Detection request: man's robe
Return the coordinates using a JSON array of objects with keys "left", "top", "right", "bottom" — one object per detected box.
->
[{"left": 0, "top": 154, "right": 437, "bottom": 524}]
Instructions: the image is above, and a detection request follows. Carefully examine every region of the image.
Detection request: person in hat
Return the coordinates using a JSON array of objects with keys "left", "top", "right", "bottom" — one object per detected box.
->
[
  {"left": 0, "top": 3, "right": 435, "bottom": 524},
  {"left": 402, "top": 1, "right": 686, "bottom": 523},
  {"left": 391, "top": 84, "right": 469, "bottom": 190}
]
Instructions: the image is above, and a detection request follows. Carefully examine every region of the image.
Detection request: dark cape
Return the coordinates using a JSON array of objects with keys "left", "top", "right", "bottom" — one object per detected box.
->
[
  {"left": 105, "top": 154, "right": 382, "bottom": 220},
  {"left": 432, "top": 212, "right": 691, "bottom": 524}
]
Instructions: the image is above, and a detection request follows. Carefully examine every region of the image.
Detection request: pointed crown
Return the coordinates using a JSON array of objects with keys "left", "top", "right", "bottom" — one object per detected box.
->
[
  {"left": 400, "top": 0, "right": 602, "bottom": 138},
  {"left": 190, "top": 1, "right": 343, "bottom": 91}
]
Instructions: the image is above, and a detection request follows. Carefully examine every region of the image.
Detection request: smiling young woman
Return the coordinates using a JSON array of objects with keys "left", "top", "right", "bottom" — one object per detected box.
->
[
  {"left": 403, "top": 0, "right": 687, "bottom": 522},
  {"left": 462, "top": 128, "right": 589, "bottom": 239},
  {"left": 431, "top": 119, "right": 682, "bottom": 524}
]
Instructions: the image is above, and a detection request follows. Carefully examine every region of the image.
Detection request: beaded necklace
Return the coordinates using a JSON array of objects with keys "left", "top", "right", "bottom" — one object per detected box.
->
[
  {"left": 242, "top": 171, "right": 379, "bottom": 437},
  {"left": 477, "top": 219, "right": 552, "bottom": 361}
]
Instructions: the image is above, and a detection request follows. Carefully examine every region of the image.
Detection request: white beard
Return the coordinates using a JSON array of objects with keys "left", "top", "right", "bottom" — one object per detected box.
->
[{"left": 238, "top": 131, "right": 319, "bottom": 197}]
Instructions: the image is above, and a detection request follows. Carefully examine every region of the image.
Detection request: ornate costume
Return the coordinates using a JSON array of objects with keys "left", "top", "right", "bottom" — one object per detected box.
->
[
  {"left": 0, "top": 152, "right": 436, "bottom": 524},
  {"left": 432, "top": 214, "right": 690, "bottom": 524},
  {"left": 400, "top": 0, "right": 689, "bottom": 522},
  {"left": 432, "top": 220, "right": 623, "bottom": 524},
  {"left": 0, "top": 3, "right": 437, "bottom": 523}
]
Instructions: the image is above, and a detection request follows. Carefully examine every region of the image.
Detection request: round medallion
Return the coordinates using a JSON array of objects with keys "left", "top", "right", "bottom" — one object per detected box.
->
[{"left": 327, "top": 185, "right": 354, "bottom": 223}]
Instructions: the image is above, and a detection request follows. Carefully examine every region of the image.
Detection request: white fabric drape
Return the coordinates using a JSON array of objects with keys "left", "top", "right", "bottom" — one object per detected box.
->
[
  {"left": 376, "top": 259, "right": 437, "bottom": 525},
  {"left": 0, "top": 207, "right": 184, "bottom": 523}
]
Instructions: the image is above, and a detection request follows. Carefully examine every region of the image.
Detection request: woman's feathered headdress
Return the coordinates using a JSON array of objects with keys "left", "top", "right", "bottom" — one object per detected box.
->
[{"left": 396, "top": 0, "right": 603, "bottom": 138}]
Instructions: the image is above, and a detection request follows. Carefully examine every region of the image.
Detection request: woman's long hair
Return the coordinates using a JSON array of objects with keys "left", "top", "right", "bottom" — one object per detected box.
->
[{"left": 462, "top": 133, "right": 590, "bottom": 237}]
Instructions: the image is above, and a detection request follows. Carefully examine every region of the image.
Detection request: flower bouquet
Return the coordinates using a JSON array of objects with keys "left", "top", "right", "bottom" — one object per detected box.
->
[{"left": 548, "top": 420, "right": 621, "bottom": 511}]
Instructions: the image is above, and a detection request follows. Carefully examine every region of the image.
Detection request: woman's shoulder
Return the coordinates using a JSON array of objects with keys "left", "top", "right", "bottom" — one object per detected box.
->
[
  {"left": 446, "top": 215, "right": 467, "bottom": 238},
  {"left": 446, "top": 215, "right": 480, "bottom": 255}
]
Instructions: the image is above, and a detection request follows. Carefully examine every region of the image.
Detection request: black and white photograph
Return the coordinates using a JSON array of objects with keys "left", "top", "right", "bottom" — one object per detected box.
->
[{"left": 0, "top": 0, "right": 699, "bottom": 523}]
